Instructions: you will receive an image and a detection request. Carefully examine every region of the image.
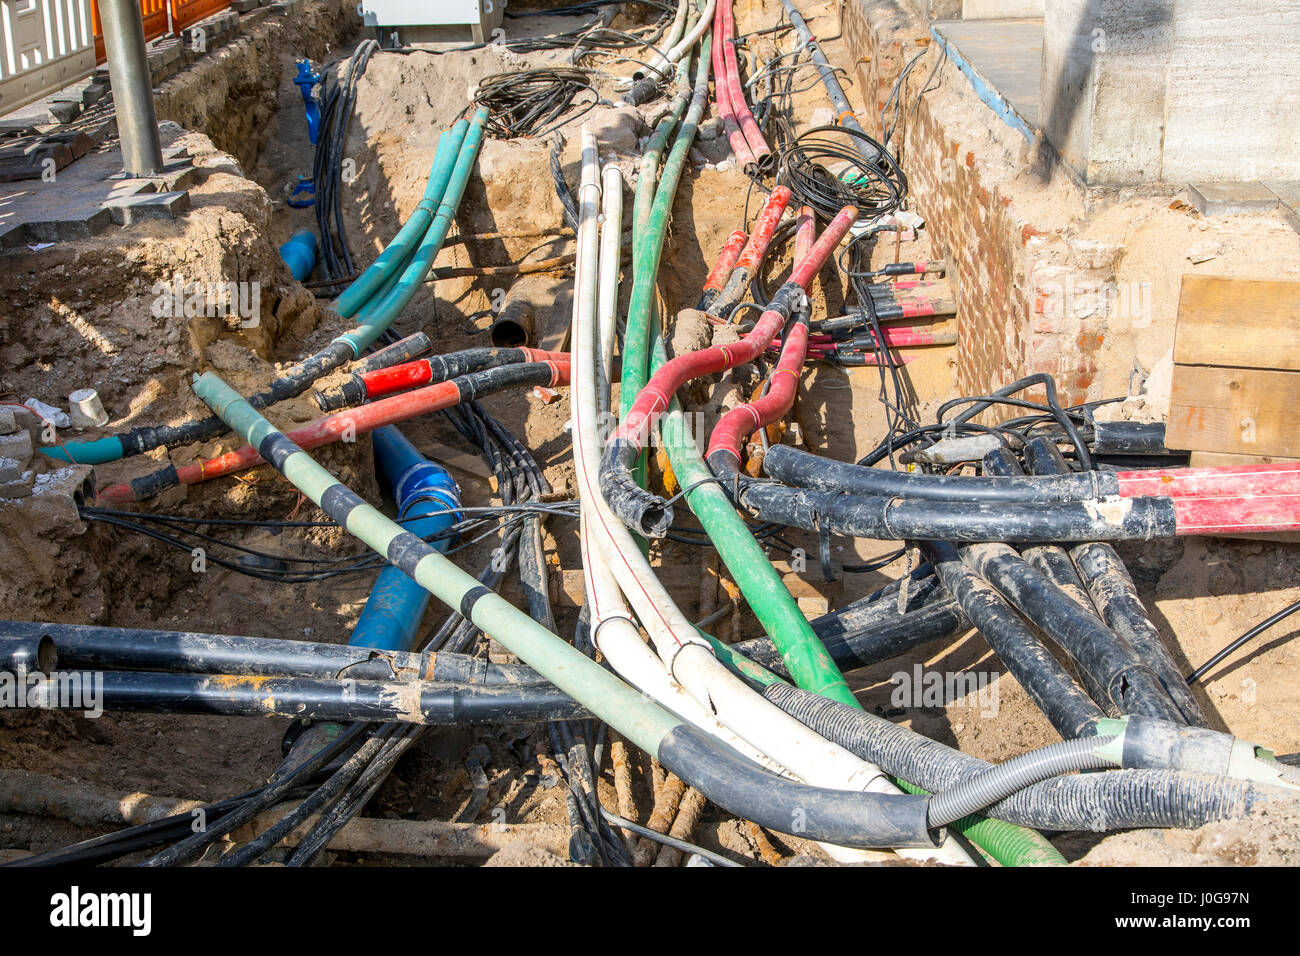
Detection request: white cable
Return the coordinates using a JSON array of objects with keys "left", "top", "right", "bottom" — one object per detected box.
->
[
  {"left": 571, "top": 135, "right": 970, "bottom": 865},
  {"left": 658, "top": 0, "right": 715, "bottom": 71},
  {"left": 573, "top": 133, "right": 784, "bottom": 772}
]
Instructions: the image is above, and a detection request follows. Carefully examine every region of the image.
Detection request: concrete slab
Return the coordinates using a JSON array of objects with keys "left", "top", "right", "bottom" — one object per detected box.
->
[
  {"left": 931, "top": 19, "right": 1042, "bottom": 138},
  {"left": 1187, "top": 181, "right": 1281, "bottom": 217},
  {"left": 104, "top": 190, "right": 191, "bottom": 225},
  {"left": 0, "top": 135, "right": 192, "bottom": 247},
  {"left": 1265, "top": 181, "right": 1300, "bottom": 234}
]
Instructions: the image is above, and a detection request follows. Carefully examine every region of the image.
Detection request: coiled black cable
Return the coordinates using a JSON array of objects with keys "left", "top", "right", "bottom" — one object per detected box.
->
[{"left": 776, "top": 125, "right": 907, "bottom": 221}]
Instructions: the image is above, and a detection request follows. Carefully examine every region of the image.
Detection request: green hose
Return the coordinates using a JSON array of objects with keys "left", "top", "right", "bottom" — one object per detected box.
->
[
  {"left": 332, "top": 118, "right": 469, "bottom": 319},
  {"left": 339, "top": 108, "right": 489, "bottom": 356},
  {"left": 621, "top": 57, "right": 694, "bottom": 488},
  {"left": 893, "top": 778, "right": 1067, "bottom": 866},
  {"left": 654, "top": 340, "right": 860, "bottom": 707},
  {"left": 191, "top": 371, "right": 682, "bottom": 756}
]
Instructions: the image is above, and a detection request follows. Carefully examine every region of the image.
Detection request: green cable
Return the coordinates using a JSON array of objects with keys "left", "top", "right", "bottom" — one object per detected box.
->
[
  {"left": 191, "top": 371, "right": 681, "bottom": 755},
  {"left": 618, "top": 28, "right": 1062, "bottom": 863},
  {"left": 338, "top": 108, "right": 489, "bottom": 356},
  {"left": 333, "top": 118, "right": 469, "bottom": 318},
  {"left": 654, "top": 341, "right": 860, "bottom": 707},
  {"left": 621, "top": 57, "right": 695, "bottom": 487}
]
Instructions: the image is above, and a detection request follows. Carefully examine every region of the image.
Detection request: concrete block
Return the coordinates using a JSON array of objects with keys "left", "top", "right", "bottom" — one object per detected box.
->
[
  {"left": 47, "top": 101, "right": 81, "bottom": 124},
  {"left": 103, "top": 190, "right": 191, "bottom": 225},
  {"left": 0, "top": 431, "right": 33, "bottom": 467},
  {"left": 1266, "top": 181, "right": 1300, "bottom": 234},
  {"left": 1186, "top": 181, "right": 1281, "bottom": 217}
]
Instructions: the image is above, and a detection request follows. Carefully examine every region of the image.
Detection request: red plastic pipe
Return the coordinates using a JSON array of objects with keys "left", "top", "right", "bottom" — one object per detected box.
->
[
  {"left": 697, "top": 228, "right": 749, "bottom": 310},
  {"left": 708, "top": 186, "right": 793, "bottom": 316},
  {"left": 98, "top": 360, "right": 570, "bottom": 501},
  {"left": 718, "top": 0, "right": 770, "bottom": 169},
  {"left": 710, "top": 0, "right": 757, "bottom": 171},
  {"left": 1172, "top": 493, "right": 1300, "bottom": 535},
  {"left": 1117, "top": 461, "right": 1300, "bottom": 500},
  {"left": 360, "top": 347, "right": 567, "bottom": 403},
  {"left": 793, "top": 204, "right": 815, "bottom": 262},
  {"left": 611, "top": 204, "right": 858, "bottom": 451}
]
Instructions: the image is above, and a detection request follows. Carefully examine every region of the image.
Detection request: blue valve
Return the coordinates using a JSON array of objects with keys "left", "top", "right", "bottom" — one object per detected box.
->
[{"left": 293, "top": 59, "right": 322, "bottom": 146}]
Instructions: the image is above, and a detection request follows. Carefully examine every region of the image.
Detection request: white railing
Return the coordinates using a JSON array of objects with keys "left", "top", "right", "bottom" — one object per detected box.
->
[{"left": 0, "top": 0, "right": 97, "bottom": 117}]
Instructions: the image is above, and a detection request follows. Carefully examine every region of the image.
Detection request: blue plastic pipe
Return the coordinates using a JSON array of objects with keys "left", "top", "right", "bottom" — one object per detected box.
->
[
  {"left": 279, "top": 229, "right": 318, "bottom": 281},
  {"left": 349, "top": 426, "right": 461, "bottom": 652}
]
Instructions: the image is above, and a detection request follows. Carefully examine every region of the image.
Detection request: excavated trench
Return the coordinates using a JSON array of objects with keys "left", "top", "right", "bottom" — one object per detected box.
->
[{"left": 0, "top": 0, "right": 1298, "bottom": 867}]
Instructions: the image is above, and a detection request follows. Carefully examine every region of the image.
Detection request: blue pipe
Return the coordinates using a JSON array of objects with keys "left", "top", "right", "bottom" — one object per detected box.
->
[
  {"left": 279, "top": 229, "right": 318, "bottom": 281},
  {"left": 349, "top": 427, "right": 462, "bottom": 652},
  {"left": 294, "top": 60, "right": 323, "bottom": 146}
]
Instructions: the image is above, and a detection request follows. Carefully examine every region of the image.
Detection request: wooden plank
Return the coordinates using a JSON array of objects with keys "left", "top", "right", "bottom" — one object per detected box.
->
[
  {"left": 1165, "top": 365, "right": 1300, "bottom": 458},
  {"left": 1172, "top": 275, "right": 1300, "bottom": 370},
  {"left": 1188, "top": 450, "right": 1300, "bottom": 468}
]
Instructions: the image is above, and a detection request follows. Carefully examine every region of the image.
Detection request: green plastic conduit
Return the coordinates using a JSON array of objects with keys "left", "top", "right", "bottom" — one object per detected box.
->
[
  {"left": 189, "top": 369, "right": 947, "bottom": 852},
  {"left": 191, "top": 370, "right": 680, "bottom": 755},
  {"left": 338, "top": 108, "right": 488, "bottom": 357},
  {"left": 623, "top": 44, "right": 1064, "bottom": 863},
  {"left": 332, "top": 118, "right": 469, "bottom": 318},
  {"left": 621, "top": 57, "right": 695, "bottom": 486}
]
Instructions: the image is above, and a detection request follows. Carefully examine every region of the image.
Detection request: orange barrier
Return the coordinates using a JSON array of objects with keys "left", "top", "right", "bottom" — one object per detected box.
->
[
  {"left": 91, "top": 0, "right": 171, "bottom": 64},
  {"left": 170, "top": 0, "right": 230, "bottom": 32},
  {"left": 91, "top": 0, "right": 230, "bottom": 65}
]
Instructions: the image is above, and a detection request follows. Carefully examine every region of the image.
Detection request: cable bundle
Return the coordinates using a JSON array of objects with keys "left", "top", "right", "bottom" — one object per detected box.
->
[
  {"left": 471, "top": 68, "right": 599, "bottom": 139},
  {"left": 777, "top": 125, "right": 907, "bottom": 221}
]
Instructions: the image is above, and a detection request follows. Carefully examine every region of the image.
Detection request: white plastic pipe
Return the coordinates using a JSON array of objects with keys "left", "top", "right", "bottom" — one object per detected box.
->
[
  {"left": 657, "top": 0, "right": 715, "bottom": 72},
  {"left": 573, "top": 134, "right": 784, "bottom": 772},
  {"left": 572, "top": 133, "right": 971, "bottom": 865}
]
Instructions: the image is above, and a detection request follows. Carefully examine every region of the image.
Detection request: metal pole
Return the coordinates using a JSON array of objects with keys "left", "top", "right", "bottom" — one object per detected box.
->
[{"left": 98, "top": 0, "right": 166, "bottom": 176}]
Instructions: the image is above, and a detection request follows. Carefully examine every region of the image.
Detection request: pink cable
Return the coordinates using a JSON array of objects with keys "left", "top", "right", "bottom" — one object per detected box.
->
[
  {"left": 610, "top": 205, "right": 859, "bottom": 452},
  {"left": 719, "top": 0, "right": 770, "bottom": 168},
  {"left": 711, "top": 1, "right": 757, "bottom": 170}
]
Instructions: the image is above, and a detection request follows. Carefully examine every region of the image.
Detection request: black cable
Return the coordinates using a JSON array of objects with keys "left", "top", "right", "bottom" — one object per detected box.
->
[
  {"left": 471, "top": 68, "right": 599, "bottom": 139},
  {"left": 776, "top": 125, "right": 907, "bottom": 222},
  {"left": 1186, "top": 598, "right": 1300, "bottom": 686}
]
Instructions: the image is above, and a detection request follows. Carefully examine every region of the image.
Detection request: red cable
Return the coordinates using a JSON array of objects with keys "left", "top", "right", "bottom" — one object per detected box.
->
[
  {"left": 719, "top": 0, "right": 770, "bottom": 168},
  {"left": 710, "top": 0, "right": 757, "bottom": 170},
  {"left": 98, "top": 360, "right": 570, "bottom": 502},
  {"left": 611, "top": 204, "right": 858, "bottom": 453},
  {"left": 701, "top": 229, "right": 749, "bottom": 298}
]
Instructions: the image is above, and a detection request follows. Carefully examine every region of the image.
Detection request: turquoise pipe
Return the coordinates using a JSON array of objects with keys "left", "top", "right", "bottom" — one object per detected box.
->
[
  {"left": 335, "top": 109, "right": 488, "bottom": 357},
  {"left": 332, "top": 119, "right": 469, "bottom": 319},
  {"left": 41, "top": 120, "right": 477, "bottom": 467}
]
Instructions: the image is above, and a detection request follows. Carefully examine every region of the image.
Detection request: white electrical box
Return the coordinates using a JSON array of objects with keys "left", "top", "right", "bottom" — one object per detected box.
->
[{"left": 359, "top": 0, "right": 506, "bottom": 44}]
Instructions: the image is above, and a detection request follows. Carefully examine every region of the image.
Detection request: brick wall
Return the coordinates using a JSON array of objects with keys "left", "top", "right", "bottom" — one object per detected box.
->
[{"left": 842, "top": 0, "right": 1115, "bottom": 411}]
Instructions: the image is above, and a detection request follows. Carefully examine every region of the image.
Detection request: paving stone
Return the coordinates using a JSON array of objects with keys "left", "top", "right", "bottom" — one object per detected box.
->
[
  {"left": 103, "top": 190, "right": 191, "bottom": 225},
  {"left": 1187, "top": 181, "right": 1281, "bottom": 217}
]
